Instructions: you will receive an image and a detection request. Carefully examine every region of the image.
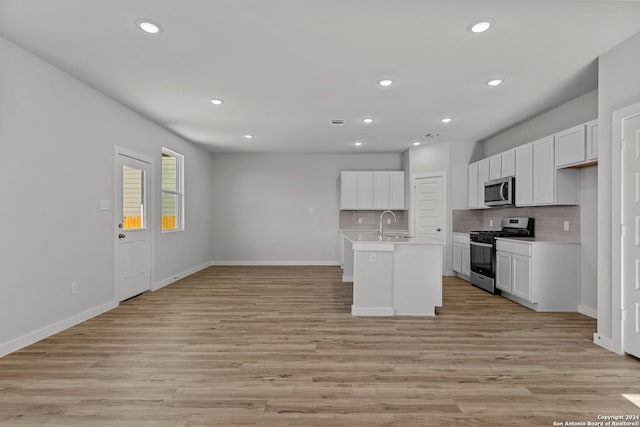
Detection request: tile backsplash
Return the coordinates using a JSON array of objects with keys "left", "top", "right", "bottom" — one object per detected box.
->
[
  {"left": 452, "top": 205, "right": 580, "bottom": 240},
  {"left": 340, "top": 210, "right": 409, "bottom": 231}
]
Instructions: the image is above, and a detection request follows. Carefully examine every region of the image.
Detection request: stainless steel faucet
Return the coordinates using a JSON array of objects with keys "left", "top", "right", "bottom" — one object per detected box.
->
[{"left": 378, "top": 210, "right": 397, "bottom": 237}]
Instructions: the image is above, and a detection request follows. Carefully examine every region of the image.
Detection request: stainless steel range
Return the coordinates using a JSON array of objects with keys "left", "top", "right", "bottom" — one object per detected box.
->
[{"left": 469, "top": 217, "right": 534, "bottom": 294}]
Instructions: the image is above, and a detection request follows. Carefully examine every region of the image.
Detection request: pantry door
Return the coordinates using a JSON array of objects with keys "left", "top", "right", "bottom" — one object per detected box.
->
[
  {"left": 619, "top": 103, "right": 640, "bottom": 358},
  {"left": 114, "top": 147, "right": 152, "bottom": 302},
  {"left": 412, "top": 173, "right": 446, "bottom": 244}
]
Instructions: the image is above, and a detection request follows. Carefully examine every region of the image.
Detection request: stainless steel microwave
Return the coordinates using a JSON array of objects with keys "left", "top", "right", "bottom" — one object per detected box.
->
[{"left": 484, "top": 177, "right": 514, "bottom": 207}]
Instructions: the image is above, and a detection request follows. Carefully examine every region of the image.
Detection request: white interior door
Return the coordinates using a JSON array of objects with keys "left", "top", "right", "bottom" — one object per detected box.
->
[
  {"left": 622, "top": 110, "right": 640, "bottom": 358},
  {"left": 413, "top": 175, "right": 445, "bottom": 243},
  {"left": 115, "top": 150, "right": 152, "bottom": 302}
]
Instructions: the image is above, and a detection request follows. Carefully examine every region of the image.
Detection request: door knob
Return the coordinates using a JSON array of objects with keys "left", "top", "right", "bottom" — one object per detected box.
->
[
  {"left": 436, "top": 228, "right": 441, "bottom": 232},
  {"left": 118, "top": 233, "right": 126, "bottom": 239}
]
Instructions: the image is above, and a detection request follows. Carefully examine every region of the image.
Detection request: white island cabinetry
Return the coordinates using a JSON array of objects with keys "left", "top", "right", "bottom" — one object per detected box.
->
[{"left": 341, "top": 231, "right": 443, "bottom": 316}]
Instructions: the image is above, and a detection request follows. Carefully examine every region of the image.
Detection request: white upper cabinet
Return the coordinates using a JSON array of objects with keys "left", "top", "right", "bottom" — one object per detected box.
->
[
  {"left": 341, "top": 171, "right": 404, "bottom": 210},
  {"left": 468, "top": 158, "right": 491, "bottom": 209},
  {"left": 340, "top": 171, "right": 358, "bottom": 209},
  {"left": 477, "top": 158, "right": 490, "bottom": 208},
  {"left": 532, "top": 136, "right": 579, "bottom": 206},
  {"left": 501, "top": 149, "right": 515, "bottom": 177},
  {"left": 489, "top": 154, "right": 502, "bottom": 181},
  {"left": 373, "top": 172, "right": 391, "bottom": 209},
  {"left": 555, "top": 123, "right": 586, "bottom": 167},
  {"left": 467, "top": 119, "right": 591, "bottom": 209},
  {"left": 468, "top": 162, "right": 479, "bottom": 208},
  {"left": 389, "top": 171, "right": 405, "bottom": 209},
  {"left": 586, "top": 119, "right": 598, "bottom": 161},
  {"left": 515, "top": 143, "right": 533, "bottom": 206},
  {"left": 532, "top": 136, "right": 555, "bottom": 205},
  {"left": 554, "top": 119, "right": 598, "bottom": 168},
  {"left": 357, "top": 172, "right": 374, "bottom": 209}
]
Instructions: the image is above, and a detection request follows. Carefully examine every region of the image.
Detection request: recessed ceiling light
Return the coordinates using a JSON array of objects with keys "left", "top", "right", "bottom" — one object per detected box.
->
[
  {"left": 210, "top": 98, "right": 224, "bottom": 105},
  {"left": 378, "top": 79, "right": 393, "bottom": 87},
  {"left": 244, "top": 134, "right": 253, "bottom": 139},
  {"left": 441, "top": 117, "right": 453, "bottom": 123},
  {"left": 354, "top": 141, "right": 363, "bottom": 146},
  {"left": 363, "top": 118, "right": 374, "bottom": 124},
  {"left": 412, "top": 141, "right": 421, "bottom": 146},
  {"left": 136, "top": 19, "right": 162, "bottom": 34},
  {"left": 468, "top": 19, "right": 494, "bottom": 33},
  {"left": 487, "top": 79, "right": 503, "bottom": 87}
]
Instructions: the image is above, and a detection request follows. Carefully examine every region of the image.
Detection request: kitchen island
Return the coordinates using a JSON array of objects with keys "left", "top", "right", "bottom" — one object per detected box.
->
[{"left": 341, "top": 231, "right": 443, "bottom": 316}]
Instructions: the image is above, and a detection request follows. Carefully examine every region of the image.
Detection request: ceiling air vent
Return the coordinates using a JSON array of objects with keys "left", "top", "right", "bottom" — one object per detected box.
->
[
  {"left": 424, "top": 132, "right": 442, "bottom": 138},
  {"left": 330, "top": 119, "right": 345, "bottom": 126}
]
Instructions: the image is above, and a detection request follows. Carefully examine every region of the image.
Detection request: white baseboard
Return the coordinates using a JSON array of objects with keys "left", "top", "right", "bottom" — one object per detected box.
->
[
  {"left": 593, "top": 333, "right": 613, "bottom": 351},
  {"left": 0, "top": 300, "right": 118, "bottom": 358},
  {"left": 351, "top": 305, "right": 394, "bottom": 316},
  {"left": 393, "top": 311, "right": 436, "bottom": 316},
  {"left": 578, "top": 305, "right": 597, "bottom": 319},
  {"left": 342, "top": 275, "right": 353, "bottom": 282},
  {"left": 209, "top": 260, "right": 340, "bottom": 266},
  {"left": 153, "top": 261, "right": 212, "bottom": 291}
]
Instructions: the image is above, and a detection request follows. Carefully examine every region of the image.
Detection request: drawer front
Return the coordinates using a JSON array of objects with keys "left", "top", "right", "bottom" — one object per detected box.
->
[
  {"left": 453, "top": 233, "right": 470, "bottom": 244},
  {"left": 495, "top": 239, "right": 531, "bottom": 256}
]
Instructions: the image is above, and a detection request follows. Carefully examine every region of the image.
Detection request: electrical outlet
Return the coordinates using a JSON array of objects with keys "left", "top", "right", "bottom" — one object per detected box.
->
[
  {"left": 369, "top": 253, "right": 377, "bottom": 263},
  {"left": 489, "top": 219, "right": 493, "bottom": 227},
  {"left": 71, "top": 282, "right": 78, "bottom": 295},
  {"left": 358, "top": 218, "right": 363, "bottom": 224},
  {"left": 563, "top": 221, "right": 570, "bottom": 231},
  {"left": 387, "top": 218, "right": 392, "bottom": 224}
]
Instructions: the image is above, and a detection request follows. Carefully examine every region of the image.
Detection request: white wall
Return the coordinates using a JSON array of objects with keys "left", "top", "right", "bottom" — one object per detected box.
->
[
  {"left": 481, "top": 90, "right": 599, "bottom": 316},
  {"left": 209, "top": 154, "right": 402, "bottom": 264},
  {"left": 597, "top": 31, "right": 640, "bottom": 350},
  {"left": 0, "top": 36, "right": 214, "bottom": 356},
  {"left": 407, "top": 141, "right": 479, "bottom": 275},
  {"left": 580, "top": 166, "right": 598, "bottom": 315}
]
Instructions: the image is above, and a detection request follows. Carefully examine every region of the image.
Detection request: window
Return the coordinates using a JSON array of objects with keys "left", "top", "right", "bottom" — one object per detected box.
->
[
  {"left": 122, "top": 165, "right": 146, "bottom": 230},
  {"left": 161, "top": 148, "right": 184, "bottom": 231}
]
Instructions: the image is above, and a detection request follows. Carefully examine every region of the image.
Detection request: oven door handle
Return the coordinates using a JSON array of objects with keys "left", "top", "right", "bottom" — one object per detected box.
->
[{"left": 471, "top": 241, "right": 493, "bottom": 248}]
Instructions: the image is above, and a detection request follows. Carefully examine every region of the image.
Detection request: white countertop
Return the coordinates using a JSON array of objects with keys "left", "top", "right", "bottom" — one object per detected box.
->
[
  {"left": 342, "top": 230, "right": 444, "bottom": 245},
  {"left": 452, "top": 231, "right": 580, "bottom": 244},
  {"left": 495, "top": 236, "right": 580, "bottom": 244}
]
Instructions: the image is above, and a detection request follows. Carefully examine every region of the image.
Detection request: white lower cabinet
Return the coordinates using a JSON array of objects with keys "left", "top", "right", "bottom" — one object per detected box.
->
[
  {"left": 511, "top": 254, "right": 532, "bottom": 301},
  {"left": 496, "top": 250, "right": 532, "bottom": 300},
  {"left": 461, "top": 246, "right": 470, "bottom": 277},
  {"left": 453, "top": 243, "right": 462, "bottom": 273},
  {"left": 495, "top": 251, "right": 512, "bottom": 293},
  {"left": 495, "top": 239, "right": 579, "bottom": 311},
  {"left": 452, "top": 233, "right": 470, "bottom": 278}
]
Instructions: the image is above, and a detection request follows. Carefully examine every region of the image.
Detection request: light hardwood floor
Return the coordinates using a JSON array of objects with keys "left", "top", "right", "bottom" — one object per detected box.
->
[{"left": 1, "top": 266, "right": 639, "bottom": 426}]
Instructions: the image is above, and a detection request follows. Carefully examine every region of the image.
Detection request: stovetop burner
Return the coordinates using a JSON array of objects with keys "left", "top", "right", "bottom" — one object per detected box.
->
[
  {"left": 469, "top": 217, "right": 535, "bottom": 240},
  {"left": 470, "top": 230, "right": 531, "bottom": 237}
]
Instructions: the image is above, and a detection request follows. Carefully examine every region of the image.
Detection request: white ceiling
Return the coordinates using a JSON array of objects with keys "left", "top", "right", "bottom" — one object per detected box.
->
[{"left": 1, "top": 1, "right": 639, "bottom": 154}]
